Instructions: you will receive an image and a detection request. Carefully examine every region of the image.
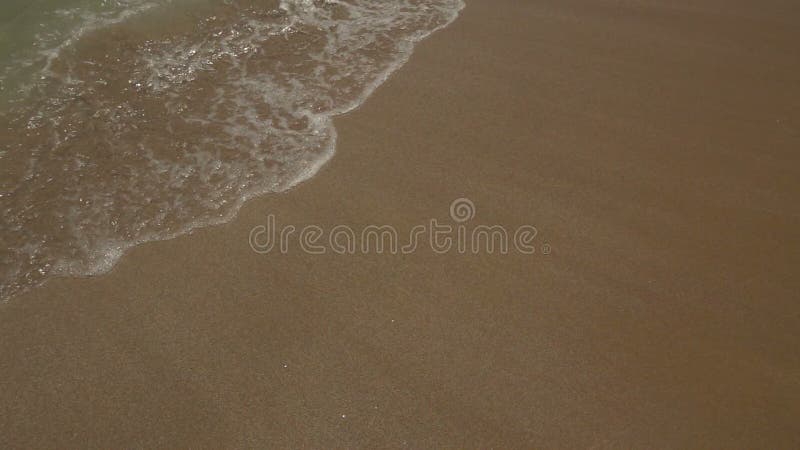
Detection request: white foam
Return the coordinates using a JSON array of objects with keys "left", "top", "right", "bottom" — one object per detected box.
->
[{"left": 0, "top": 0, "right": 465, "bottom": 302}]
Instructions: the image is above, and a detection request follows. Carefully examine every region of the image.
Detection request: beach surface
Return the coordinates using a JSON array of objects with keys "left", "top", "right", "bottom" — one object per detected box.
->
[{"left": 2, "top": 0, "right": 799, "bottom": 447}]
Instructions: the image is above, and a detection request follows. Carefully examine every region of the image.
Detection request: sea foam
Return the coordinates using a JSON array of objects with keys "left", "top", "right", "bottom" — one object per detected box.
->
[{"left": 0, "top": 0, "right": 465, "bottom": 301}]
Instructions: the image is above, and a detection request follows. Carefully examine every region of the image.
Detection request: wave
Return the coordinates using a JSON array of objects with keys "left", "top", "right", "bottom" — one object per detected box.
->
[{"left": 0, "top": 0, "right": 465, "bottom": 302}]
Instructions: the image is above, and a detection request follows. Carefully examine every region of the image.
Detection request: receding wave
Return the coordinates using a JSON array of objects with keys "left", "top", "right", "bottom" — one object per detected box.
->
[{"left": 0, "top": 0, "right": 465, "bottom": 301}]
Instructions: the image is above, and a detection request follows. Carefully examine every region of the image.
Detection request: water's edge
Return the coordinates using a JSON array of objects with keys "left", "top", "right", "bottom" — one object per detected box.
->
[{"left": 1, "top": 1, "right": 466, "bottom": 303}]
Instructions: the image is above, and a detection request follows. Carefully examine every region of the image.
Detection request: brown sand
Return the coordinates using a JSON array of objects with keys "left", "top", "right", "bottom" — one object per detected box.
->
[{"left": 2, "top": 0, "right": 799, "bottom": 447}]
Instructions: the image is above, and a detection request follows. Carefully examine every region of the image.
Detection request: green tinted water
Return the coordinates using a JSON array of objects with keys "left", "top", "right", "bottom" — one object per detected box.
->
[
  {"left": 0, "top": 0, "right": 86, "bottom": 93},
  {"left": 0, "top": 0, "right": 170, "bottom": 101}
]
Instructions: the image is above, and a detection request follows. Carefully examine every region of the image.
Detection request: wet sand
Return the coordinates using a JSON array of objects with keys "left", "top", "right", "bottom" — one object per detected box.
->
[{"left": 2, "top": 0, "right": 799, "bottom": 447}]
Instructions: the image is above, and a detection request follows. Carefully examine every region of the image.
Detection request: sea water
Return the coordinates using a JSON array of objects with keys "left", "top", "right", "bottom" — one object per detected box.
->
[{"left": 0, "top": 0, "right": 465, "bottom": 301}]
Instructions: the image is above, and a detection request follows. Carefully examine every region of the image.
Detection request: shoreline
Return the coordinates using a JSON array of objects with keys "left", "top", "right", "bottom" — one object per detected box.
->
[
  {"left": 2, "top": 0, "right": 800, "bottom": 447},
  {"left": 0, "top": 0, "right": 466, "bottom": 303},
  {"left": 2, "top": 0, "right": 466, "bottom": 303}
]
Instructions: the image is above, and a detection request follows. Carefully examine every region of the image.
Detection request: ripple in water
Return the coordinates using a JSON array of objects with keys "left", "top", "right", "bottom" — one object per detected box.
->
[{"left": 0, "top": 0, "right": 465, "bottom": 301}]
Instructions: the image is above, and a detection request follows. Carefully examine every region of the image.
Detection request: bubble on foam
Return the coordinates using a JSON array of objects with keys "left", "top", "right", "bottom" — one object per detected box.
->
[{"left": 0, "top": 0, "right": 465, "bottom": 302}]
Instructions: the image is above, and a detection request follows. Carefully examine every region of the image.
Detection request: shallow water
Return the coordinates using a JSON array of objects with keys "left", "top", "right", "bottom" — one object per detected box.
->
[{"left": 0, "top": 0, "right": 465, "bottom": 301}]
